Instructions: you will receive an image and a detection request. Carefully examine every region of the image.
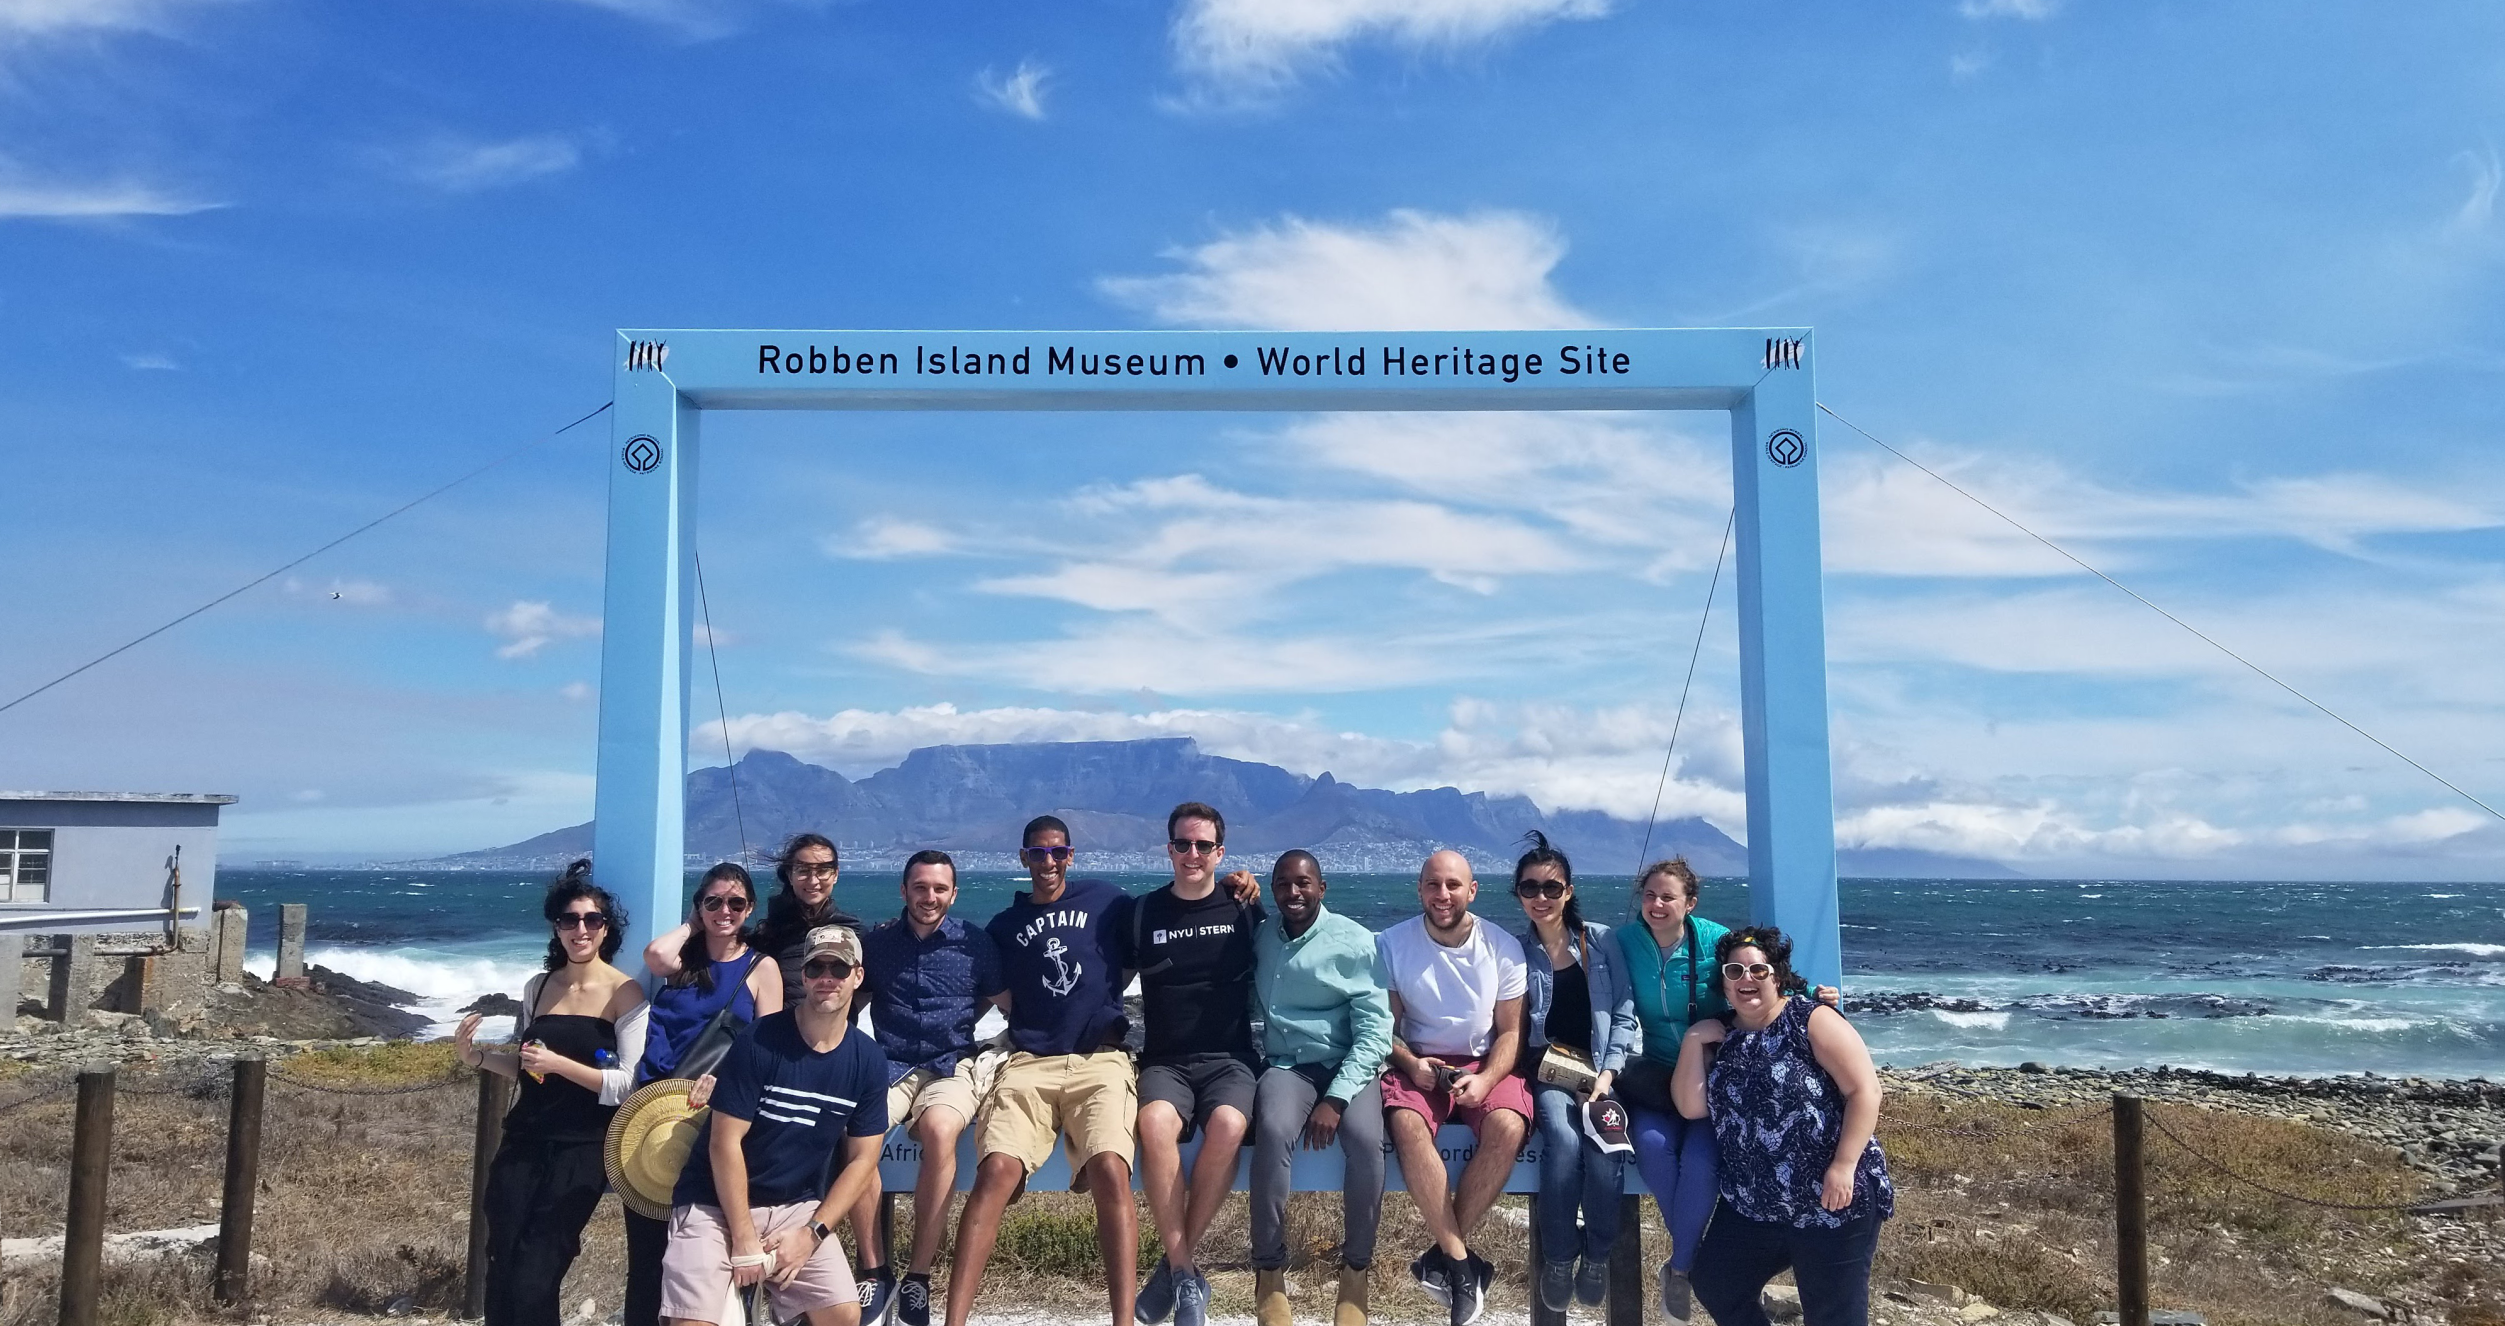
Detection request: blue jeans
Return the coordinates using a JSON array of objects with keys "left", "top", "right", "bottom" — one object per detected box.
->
[
  {"left": 1629, "top": 1107, "right": 1718, "bottom": 1273},
  {"left": 1531, "top": 1081, "right": 1623, "bottom": 1263},
  {"left": 1689, "top": 1209, "right": 1882, "bottom": 1326}
]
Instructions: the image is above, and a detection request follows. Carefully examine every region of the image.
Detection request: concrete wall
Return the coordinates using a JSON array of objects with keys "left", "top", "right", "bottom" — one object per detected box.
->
[
  {"left": 0, "top": 799, "right": 220, "bottom": 930},
  {"left": 8, "top": 926, "right": 213, "bottom": 1024}
]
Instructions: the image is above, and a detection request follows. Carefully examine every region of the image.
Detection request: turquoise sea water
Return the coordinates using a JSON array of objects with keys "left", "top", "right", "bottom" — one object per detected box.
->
[{"left": 217, "top": 869, "right": 2505, "bottom": 1079}]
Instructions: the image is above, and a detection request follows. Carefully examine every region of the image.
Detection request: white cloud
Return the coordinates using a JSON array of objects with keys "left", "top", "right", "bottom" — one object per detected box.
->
[
  {"left": 1171, "top": 0, "right": 1610, "bottom": 93},
  {"left": 2451, "top": 147, "right": 2500, "bottom": 234},
  {"left": 486, "top": 600, "right": 600, "bottom": 659},
  {"left": 392, "top": 134, "right": 581, "bottom": 193},
  {"left": 975, "top": 59, "right": 1051, "bottom": 120},
  {"left": 559, "top": 681, "right": 592, "bottom": 702},
  {"left": 0, "top": 166, "right": 221, "bottom": 219},
  {"left": 0, "top": 0, "right": 215, "bottom": 42},
  {"left": 1101, "top": 209, "right": 1594, "bottom": 330},
  {"left": 1957, "top": 0, "right": 2059, "bottom": 19},
  {"left": 545, "top": 0, "right": 737, "bottom": 39},
  {"left": 121, "top": 352, "right": 180, "bottom": 370},
  {"left": 692, "top": 622, "right": 730, "bottom": 649},
  {"left": 852, "top": 622, "right": 1442, "bottom": 695},
  {"left": 829, "top": 517, "right": 957, "bottom": 560}
]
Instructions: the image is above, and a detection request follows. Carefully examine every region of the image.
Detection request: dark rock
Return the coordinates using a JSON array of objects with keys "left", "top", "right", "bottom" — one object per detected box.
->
[{"left": 462, "top": 992, "right": 525, "bottom": 1017}]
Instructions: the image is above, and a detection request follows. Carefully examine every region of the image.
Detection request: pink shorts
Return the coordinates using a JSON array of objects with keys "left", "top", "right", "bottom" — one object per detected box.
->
[
  {"left": 660, "top": 1201, "right": 856, "bottom": 1325},
  {"left": 1378, "top": 1056, "right": 1532, "bottom": 1135}
]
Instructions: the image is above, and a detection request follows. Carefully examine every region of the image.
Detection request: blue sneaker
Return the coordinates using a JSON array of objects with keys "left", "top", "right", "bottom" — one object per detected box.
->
[
  {"left": 1174, "top": 1268, "right": 1211, "bottom": 1326},
  {"left": 1135, "top": 1256, "right": 1177, "bottom": 1325},
  {"left": 859, "top": 1267, "right": 896, "bottom": 1326}
]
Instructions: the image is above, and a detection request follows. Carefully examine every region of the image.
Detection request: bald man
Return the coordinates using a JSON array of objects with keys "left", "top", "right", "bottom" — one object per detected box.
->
[{"left": 1374, "top": 849, "right": 1530, "bottom": 1326}]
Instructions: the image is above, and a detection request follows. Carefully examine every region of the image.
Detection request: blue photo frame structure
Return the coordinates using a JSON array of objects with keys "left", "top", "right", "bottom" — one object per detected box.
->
[{"left": 594, "top": 327, "right": 1842, "bottom": 984}]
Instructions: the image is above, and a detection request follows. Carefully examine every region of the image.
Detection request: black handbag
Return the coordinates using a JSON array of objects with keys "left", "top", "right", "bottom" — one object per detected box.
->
[{"left": 1616, "top": 1056, "right": 1678, "bottom": 1115}]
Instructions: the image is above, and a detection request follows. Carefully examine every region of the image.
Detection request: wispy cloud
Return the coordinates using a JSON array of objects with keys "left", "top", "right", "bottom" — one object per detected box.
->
[
  {"left": 0, "top": 161, "right": 221, "bottom": 219},
  {"left": 1101, "top": 208, "right": 1595, "bottom": 329},
  {"left": 0, "top": 0, "right": 217, "bottom": 42},
  {"left": 975, "top": 59, "right": 1050, "bottom": 120},
  {"left": 121, "top": 352, "right": 180, "bottom": 370},
  {"left": 486, "top": 600, "right": 599, "bottom": 659},
  {"left": 544, "top": 0, "right": 738, "bottom": 40},
  {"left": 390, "top": 134, "right": 582, "bottom": 193},
  {"left": 2450, "top": 147, "right": 2500, "bottom": 234},
  {"left": 1171, "top": 0, "right": 1611, "bottom": 95},
  {"left": 1957, "top": 0, "right": 2060, "bottom": 19},
  {"left": 828, "top": 517, "right": 958, "bottom": 560}
]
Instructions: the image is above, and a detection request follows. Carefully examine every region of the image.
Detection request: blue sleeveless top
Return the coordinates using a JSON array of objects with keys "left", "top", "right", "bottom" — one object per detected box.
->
[
  {"left": 1705, "top": 995, "right": 1894, "bottom": 1228},
  {"left": 637, "top": 950, "right": 760, "bottom": 1084}
]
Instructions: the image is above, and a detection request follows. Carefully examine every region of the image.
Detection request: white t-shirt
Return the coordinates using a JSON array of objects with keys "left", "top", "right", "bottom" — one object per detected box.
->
[{"left": 1375, "top": 913, "right": 1529, "bottom": 1059}]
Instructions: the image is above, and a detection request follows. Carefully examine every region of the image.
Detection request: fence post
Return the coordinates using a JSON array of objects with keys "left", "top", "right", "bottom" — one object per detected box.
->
[
  {"left": 275, "top": 905, "right": 308, "bottom": 984},
  {"left": 0, "top": 932, "right": 22, "bottom": 1023},
  {"left": 1606, "top": 1193, "right": 1645, "bottom": 1326},
  {"left": 215, "top": 1054, "right": 267, "bottom": 1305},
  {"left": 1523, "top": 1194, "right": 1564, "bottom": 1326},
  {"left": 59, "top": 1062, "right": 116, "bottom": 1326},
  {"left": 2113, "top": 1094, "right": 2149, "bottom": 1326},
  {"left": 463, "top": 1068, "right": 509, "bottom": 1320}
]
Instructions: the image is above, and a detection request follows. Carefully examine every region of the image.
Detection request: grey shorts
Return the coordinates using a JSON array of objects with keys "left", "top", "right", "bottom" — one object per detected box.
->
[{"left": 1138, "top": 1053, "right": 1257, "bottom": 1141}]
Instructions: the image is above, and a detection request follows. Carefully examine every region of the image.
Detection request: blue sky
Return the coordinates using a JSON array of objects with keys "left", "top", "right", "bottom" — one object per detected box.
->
[{"left": 6, "top": 0, "right": 2505, "bottom": 878}]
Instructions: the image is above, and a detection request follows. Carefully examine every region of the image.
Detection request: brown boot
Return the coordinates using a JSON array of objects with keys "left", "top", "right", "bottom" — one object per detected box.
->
[
  {"left": 1255, "top": 1269, "right": 1290, "bottom": 1326},
  {"left": 1333, "top": 1265, "right": 1368, "bottom": 1326}
]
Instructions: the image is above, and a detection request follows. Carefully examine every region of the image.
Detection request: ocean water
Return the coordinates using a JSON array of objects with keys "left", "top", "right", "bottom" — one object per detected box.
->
[{"left": 215, "top": 870, "right": 2505, "bottom": 1079}]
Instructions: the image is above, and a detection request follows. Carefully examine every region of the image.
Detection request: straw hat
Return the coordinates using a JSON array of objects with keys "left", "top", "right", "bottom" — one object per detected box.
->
[{"left": 605, "top": 1078, "right": 709, "bottom": 1219}]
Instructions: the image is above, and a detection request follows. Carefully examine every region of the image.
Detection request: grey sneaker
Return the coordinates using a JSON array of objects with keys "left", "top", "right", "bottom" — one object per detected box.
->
[
  {"left": 1175, "top": 1269, "right": 1211, "bottom": 1326},
  {"left": 1409, "top": 1250, "right": 1451, "bottom": 1307},
  {"left": 1538, "top": 1260, "right": 1575, "bottom": 1313},
  {"left": 1136, "top": 1256, "right": 1177, "bottom": 1325},
  {"left": 1658, "top": 1263, "right": 1693, "bottom": 1326},
  {"left": 1574, "top": 1257, "right": 1609, "bottom": 1307}
]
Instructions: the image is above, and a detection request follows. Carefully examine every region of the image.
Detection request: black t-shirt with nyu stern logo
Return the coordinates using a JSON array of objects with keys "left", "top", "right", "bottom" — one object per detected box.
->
[{"left": 1129, "top": 884, "right": 1264, "bottom": 1063}]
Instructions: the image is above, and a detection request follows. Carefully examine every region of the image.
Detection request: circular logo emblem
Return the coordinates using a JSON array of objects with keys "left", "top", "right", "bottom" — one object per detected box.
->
[
  {"left": 1767, "top": 429, "right": 1805, "bottom": 468},
  {"left": 622, "top": 435, "right": 662, "bottom": 473}
]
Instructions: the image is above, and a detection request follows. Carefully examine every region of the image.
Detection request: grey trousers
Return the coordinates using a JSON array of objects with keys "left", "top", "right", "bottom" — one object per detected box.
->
[{"left": 1250, "top": 1064, "right": 1386, "bottom": 1271}]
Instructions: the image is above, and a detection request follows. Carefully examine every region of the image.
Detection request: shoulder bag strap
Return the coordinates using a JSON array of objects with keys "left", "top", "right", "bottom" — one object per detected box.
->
[{"left": 1683, "top": 917, "right": 1700, "bottom": 1027}]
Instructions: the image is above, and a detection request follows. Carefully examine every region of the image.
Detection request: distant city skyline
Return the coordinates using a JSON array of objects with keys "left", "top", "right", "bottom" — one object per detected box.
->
[{"left": 4, "top": 2, "right": 2503, "bottom": 879}]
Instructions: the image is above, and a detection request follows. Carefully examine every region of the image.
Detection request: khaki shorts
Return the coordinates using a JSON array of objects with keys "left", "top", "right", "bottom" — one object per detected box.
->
[
  {"left": 886, "top": 1061, "right": 979, "bottom": 1130},
  {"left": 977, "top": 1050, "right": 1136, "bottom": 1178},
  {"left": 660, "top": 1200, "right": 855, "bottom": 1324}
]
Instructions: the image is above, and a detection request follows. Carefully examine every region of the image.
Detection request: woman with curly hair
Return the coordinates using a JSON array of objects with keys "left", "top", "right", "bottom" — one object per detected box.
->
[
  {"left": 454, "top": 861, "right": 648, "bottom": 1326},
  {"left": 1672, "top": 927, "right": 1892, "bottom": 1326}
]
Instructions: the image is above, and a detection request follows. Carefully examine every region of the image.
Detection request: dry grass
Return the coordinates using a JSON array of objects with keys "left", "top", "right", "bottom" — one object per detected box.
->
[
  {"left": 1876, "top": 1091, "right": 2469, "bottom": 1326},
  {"left": 0, "top": 1063, "right": 2488, "bottom": 1326}
]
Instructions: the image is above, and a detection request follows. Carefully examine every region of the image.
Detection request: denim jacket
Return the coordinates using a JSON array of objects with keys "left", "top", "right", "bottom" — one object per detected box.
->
[{"left": 1515, "top": 920, "right": 1639, "bottom": 1073}]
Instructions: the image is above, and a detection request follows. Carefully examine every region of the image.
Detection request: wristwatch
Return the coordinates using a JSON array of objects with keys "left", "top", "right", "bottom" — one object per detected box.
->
[{"left": 808, "top": 1220, "right": 833, "bottom": 1243}]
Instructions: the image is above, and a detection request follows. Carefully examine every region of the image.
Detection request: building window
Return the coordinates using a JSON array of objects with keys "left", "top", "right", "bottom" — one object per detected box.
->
[{"left": 0, "top": 829, "right": 51, "bottom": 903}]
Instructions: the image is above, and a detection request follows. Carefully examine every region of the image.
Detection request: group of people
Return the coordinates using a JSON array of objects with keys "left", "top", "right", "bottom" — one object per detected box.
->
[{"left": 453, "top": 805, "right": 1894, "bottom": 1326}]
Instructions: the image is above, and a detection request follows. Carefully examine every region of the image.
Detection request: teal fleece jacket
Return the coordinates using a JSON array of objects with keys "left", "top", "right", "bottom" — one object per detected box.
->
[
  {"left": 1253, "top": 903, "right": 1394, "bottom": 1105},
  {"left": 1614, "top": 913, "right": 1732, "bottom": 1066}
]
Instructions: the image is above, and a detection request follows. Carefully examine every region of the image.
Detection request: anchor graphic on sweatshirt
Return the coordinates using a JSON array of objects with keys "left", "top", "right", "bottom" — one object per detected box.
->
[{"left": 1040, "top": 937, "right": 1081, "bottom": 997}]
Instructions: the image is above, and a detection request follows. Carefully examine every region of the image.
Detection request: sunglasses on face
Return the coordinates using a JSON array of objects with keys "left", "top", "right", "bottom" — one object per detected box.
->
[
  {"left": 1514, "top": 881, "right": 1568, "bottom": 901},
  {"left": 802, "top": 959, "right": 854, "bottom": 981},
  {"left": 1721, "top": 962, "right": 1776, "bottom": 981},
  {"left": 555, "top": 912, "right": 608, "bottom": 932},
  {"left": 698, "top": 894, "right": 750, "bottom": 914},
  {"left": 1020, "top": 845, "right": 1072, "bottom": 864},
  {"left": 1168, "top": 839, "right": 1221, "bottom": 857},
  {"left": 788, "top": 862, "right": 837, "bottom": 880}
]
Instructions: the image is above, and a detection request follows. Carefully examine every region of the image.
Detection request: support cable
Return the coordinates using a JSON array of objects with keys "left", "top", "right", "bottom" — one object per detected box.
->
[
  {"left": 1816, "top": 401, "right": 2505, "bottom": 825},
  {"left": 0, "top": 401, "right": 614, "bottom": 720},
  {"left": 1634, "top": 507, "right": 1736, "bottom": 876},
  {"left": 693, "top": 550, "right": 750, "bottom": 862}
]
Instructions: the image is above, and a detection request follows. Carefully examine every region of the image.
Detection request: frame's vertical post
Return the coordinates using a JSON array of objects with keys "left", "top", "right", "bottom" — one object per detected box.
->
[
  {"left": 595, "top": 338, "right": 701, "bottom": 969},
  {"left": 1730, "top": 335, "right": 1842, "bottom": 987}
]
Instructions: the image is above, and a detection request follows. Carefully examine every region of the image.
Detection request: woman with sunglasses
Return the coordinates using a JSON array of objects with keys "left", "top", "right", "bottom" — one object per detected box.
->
[
  {"left": 1672, "top": 928, "right": 1891, "bottom": 1326},
  {"left": 1509, "top": 832, "right": 1638, "bottom": 1314},
  {"left": 454, "top": 861, "right": 648, "bottom": 1326},
  {"left": 648, "top": 833, "right": 861, "bottom": 1009},
  {"left": 621, "top": 862, "right": 784, "bottom": 1326}
]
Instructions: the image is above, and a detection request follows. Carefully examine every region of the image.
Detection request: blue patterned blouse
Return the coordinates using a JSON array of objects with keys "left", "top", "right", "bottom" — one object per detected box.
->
[{"left": 1704, "top": 995, "right": 1895, "bottom": 1228}]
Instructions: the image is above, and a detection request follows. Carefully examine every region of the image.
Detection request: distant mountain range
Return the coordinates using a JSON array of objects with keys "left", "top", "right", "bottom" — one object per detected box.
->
[{"left": 442, "top": 738, "right": 2014, "bottom": 879}]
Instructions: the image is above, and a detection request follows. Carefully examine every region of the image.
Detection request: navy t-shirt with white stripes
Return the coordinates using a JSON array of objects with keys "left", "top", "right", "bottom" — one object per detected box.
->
[{"left": 674, "top": 1010, "right": 890, "bottom": 1209}]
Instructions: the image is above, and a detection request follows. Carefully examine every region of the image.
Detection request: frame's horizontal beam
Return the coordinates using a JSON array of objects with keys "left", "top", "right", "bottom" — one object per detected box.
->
[{"left": 619, "top": 327, "right": 1804, "bottom": 411}]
